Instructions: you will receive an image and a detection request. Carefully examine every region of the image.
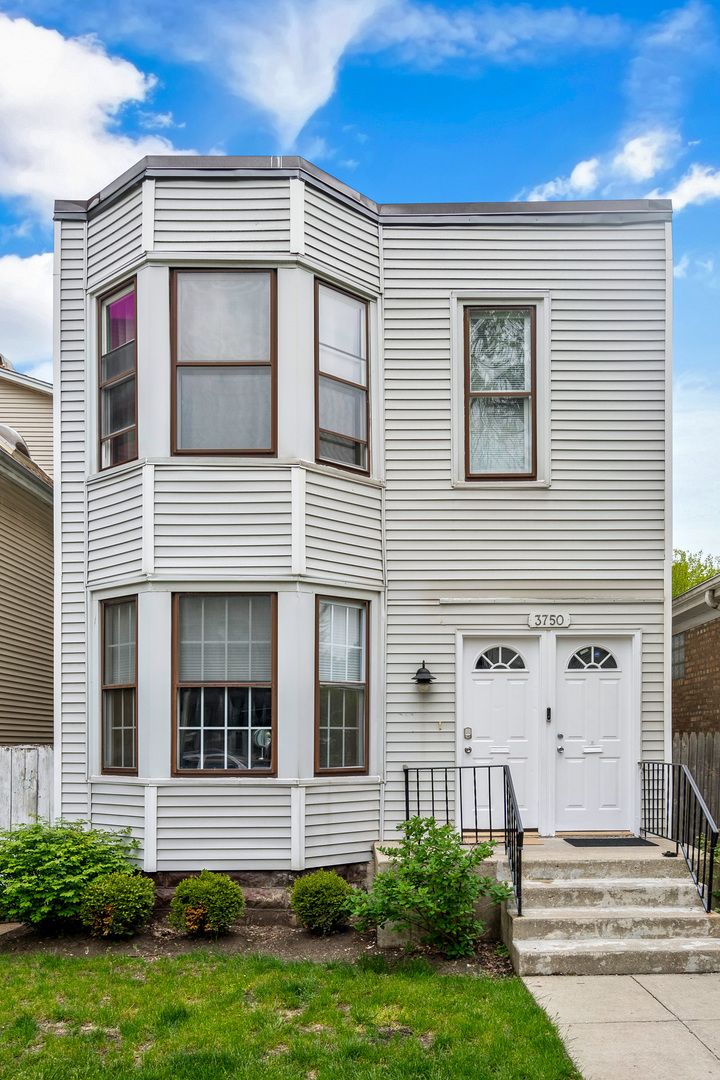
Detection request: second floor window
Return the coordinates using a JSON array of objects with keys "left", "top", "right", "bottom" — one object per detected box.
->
[
  {"left": 99, "top": 282, "right": 136, "bottom": 469},
  {"left": 465, "top": 306, "right": 536, "bottom": 480},
  {"left": 316, "top": 282, "right": 369, "bottom": 472},
  {"left": 172, "top": 270, "right": 276, "bottom": 454}
]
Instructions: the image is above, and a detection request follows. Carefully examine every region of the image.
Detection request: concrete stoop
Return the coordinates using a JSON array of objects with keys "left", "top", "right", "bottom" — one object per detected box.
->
[{"left": 499, "top": 846, "right": 720, "bottom": 976}]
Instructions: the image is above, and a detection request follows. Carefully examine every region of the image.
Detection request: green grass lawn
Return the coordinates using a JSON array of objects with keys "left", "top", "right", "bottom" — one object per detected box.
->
[{"left": 0, "top": 951, "right": 581, "bottom": 1080}]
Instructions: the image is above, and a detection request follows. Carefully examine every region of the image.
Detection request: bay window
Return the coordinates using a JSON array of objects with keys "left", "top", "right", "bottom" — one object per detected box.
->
[
  {"left": 316, "top": 598, "right": 368, "bottom": 773},
  {"left": 174, "top": 594, "right": 275, "bottom": 773},
  {"left": 172, "top": 270, "right": 276, "bottom": 454},
  {"left": 101, "top": 597, "right": 137, "bottom": 773},
  {"left": 316, "top": 282, "right": 369, "bottom": 472},
  {"left": 465, "top": 306, "right": 536, "bottom": 480},
  {"left": 99, "top": 282, "right": 136, "bottom": 469}
]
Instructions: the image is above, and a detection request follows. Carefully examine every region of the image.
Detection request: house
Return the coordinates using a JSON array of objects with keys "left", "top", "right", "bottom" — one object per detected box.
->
[
  {"left": 53, "top": 156, "right": 671, "bottom": 881},
  {"left": 0, "top": 355, "right": 53, "bottom": 478}
]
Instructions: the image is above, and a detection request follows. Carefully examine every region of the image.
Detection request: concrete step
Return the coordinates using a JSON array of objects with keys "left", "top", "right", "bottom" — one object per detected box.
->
[
  {"left": 521, "top": 878, "right": 703, "bottom": 910},
  {"left": 498, "top": 856, "right": 690, "bottom": 882},
  {"left": 510, "top": 936, "right": 720, "bottom": 976},
  {"left": 505, "top": 906, "right": 720, "bottom": 941}
]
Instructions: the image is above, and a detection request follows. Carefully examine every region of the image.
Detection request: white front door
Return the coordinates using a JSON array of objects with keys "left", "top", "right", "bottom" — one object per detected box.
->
[
  {"left": 461, "top": 637, "right": 540, "bottom": 830},
  {"left": 554, "top": 637, "right": 632, "bottom": 832}
]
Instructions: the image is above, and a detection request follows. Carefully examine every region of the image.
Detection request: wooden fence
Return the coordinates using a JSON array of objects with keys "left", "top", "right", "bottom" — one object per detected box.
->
[
  {"left": 673, "top": 731, "right": 720, "bottom": 828},
  {"left": 0, "top": 745, "right": 53, "bottom": 829}
]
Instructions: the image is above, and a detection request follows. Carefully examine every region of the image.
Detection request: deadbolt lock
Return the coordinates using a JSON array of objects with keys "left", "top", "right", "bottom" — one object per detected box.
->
[{"left": 464, "top": 728, "right": 472, "bottom": 740}]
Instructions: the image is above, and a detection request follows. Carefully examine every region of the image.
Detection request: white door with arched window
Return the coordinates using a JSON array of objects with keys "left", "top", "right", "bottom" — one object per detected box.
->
[
  {"left": 555, "top": 637, "right": 632, "bottom": 833},
  {"left": 461, "top": 637, "right": 540, "bottom": 830}
]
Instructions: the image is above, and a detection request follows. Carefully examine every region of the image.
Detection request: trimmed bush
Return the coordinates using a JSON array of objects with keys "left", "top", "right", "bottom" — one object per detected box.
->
[
  {"left": 0, "top": 819, "right": 139, "bottom": 927},
  {"left": 348, "top": 816, "right": 513, "bottom": 958},
  {"left": 289, "top": 869, "right": 353, "bottom": 935},
  {"left": 168, "top": 870, "right": 245, "bottom": 936},
  {"left": 80, "top": 871, "right": 155, "bottom": 938}
]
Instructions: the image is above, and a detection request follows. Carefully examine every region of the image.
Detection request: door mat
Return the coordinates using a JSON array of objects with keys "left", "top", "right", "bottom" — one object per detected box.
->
[{"left": 563, "top": 837, "right": 656, "bottom": 848}]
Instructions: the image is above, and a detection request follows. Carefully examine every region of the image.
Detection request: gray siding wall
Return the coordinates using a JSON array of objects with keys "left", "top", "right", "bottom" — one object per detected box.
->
[
  {"left": 305, "top": 187, "right": 380, "bottom": 292},
  {"left": 87, "top": 467, "right": 143, "bottom": 584},
  {"left": 87, "top": 187, "right": 143, "bottom": 291},
  {"left": 305, "top": 472, "right": 383, "bottom": 586},
  {"left": 154, "top": 179, "right": 291, "bottom": 252},
  {"left": 90, "top": 781, "right": 145, "bottom": 861},
  {"left": 305, "top": 782, "right": 381, "bottom": 866}
]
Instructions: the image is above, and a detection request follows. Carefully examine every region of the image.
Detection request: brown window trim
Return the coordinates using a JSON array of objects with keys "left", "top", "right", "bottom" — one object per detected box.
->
[
  {"left": 314, "top": 595, "right": 370, "bottom": 776},
  {"left": 172, "top": 592, "right": 277, "bottom": 777},
  {"left": 170, "top": 268, "right": 278, "bottom": 457},
  {"left": 464, "top": 305, "right": 537, "bottom": 481},
  {"left": 98, "top": 279, "right": 138, "bottom": 472},
  {"left": 101, "top": 595, "right": 138, "bottom": 776},
  {"left": 314, "top": 279, "right": 370, "bottom": 476}
]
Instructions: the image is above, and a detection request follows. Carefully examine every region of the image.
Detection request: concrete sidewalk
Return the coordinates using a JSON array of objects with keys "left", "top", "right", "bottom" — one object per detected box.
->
[{"left": 524, "top": 973, "right": 720, "bottom": 1079}]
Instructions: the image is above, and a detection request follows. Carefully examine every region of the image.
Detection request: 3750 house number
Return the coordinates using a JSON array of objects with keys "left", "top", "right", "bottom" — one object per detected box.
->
[{"left": 527, "top": 612, "right": 572, "bottom": 628}]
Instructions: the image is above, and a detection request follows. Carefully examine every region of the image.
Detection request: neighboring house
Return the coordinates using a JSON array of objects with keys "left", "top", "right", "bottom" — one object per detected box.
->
[
  {"left": 0, "top": 355, "right": 53, "bottom": 478},
  {"left": 0, "top": 418, "right": 53, "bottom": 744},
  {"left": 53, "top": 156, "right": 670, "bottom": 878},
  {"left": 672, "top": 573, "right": 720, "bottom": 735}
]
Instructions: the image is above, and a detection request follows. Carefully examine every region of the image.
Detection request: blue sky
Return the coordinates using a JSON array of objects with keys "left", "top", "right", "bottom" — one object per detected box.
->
[{"left": 0, "top": 0, "right": 718, "bottom": 550}]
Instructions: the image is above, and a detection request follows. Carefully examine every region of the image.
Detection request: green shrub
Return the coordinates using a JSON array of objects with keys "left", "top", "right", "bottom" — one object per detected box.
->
[
  {"left": 289, "top": 869, "right": 353, "bottom": 935},
  {"left": 348, "top": 816, "right": 512, "bottom": 958},
  {"left": 79, "top": 871, "right": 155, "bottom": 938},
  {"left": 0, "top": 818, "right": 139, "bottom": 927},
  {"left": 168, "top": 870, "right": 245, "bottom": 936}
]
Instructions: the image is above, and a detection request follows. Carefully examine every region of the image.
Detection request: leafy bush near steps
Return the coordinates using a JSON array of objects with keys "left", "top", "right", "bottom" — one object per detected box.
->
[
  {"left": 80, "top": 871, "right": 156, "bottom": 938},
  {"left": 289, "top": 869, "right": 353, "bottom": 935},
  {"left": 0, "top": 819, "right": 139, "bottom": 928},
  {"left": 348, "top": 816, "right": 513, "bottom": 958},
  {"left": 168, "top": 870, "right": 246, "bottom": 936}
]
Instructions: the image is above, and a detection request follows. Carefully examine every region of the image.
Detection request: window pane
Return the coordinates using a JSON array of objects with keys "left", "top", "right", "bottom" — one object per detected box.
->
[
  {"left": 318, "top": 375, "right": 366, "bottom": 441},
  {"left": 104, "top": 288, "right": 135, "bottom": 353},
  {"left": 318, "top": 686, "right": 365, "bottom": 769},
  {"left": 178, "top": 728, "right": 201, "bottom": 769},
  {"left": 468, "top": 309, "right": 531, "bottom": 392},
  {"left": 101, "top": 341, "right": 135, "bottom": 384},
  {"left": 318, "top": 602, "right": 365, "bottom": 682},
  {"left": 318, "top": 286, "right": 366, "bottom": 364},
  {"left": 101, "top": 376, "right": 135, "bottom": 438},
  {"left": 319, "top": 345, "right": 366, "bottom": 388},
  {"left": 177, "top": 366, "right": 271, "bottom": 451},
  {"left": 318, "top": 431, "right": 366, "bottom": 469},
  {"left": 102, "top": 687, "right": 136, "bottom": 770},
  {"left": 101, "top": 429, "right": 136, "bottom": 469},
  {"left": 469, "top": 396, "right": 532, "bottom": 474},
  {"left": 177, "top": 272, "right": 270, "bottom": 364},
  {"left": 104, "top": 600, "right": 136, "bottom": 685},
  {"left": 179, "top": 595, "right": 272, "bottom": 682}
]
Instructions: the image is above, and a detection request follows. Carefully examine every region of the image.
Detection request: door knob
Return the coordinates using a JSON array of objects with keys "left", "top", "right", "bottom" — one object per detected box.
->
[
  {"left": 464, "top": 746, "right": 472, "bottom": 754},
  {"left": 557, "top": 746, "right": 565, "bottom": 754}
]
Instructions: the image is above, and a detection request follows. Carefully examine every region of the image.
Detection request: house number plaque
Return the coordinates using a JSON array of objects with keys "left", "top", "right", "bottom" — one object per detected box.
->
[{"left": 527, "top": 612, "right": 571, "bottom": 628}]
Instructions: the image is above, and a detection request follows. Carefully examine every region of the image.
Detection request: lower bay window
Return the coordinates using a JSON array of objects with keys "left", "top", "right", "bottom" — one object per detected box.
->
[
  {"left": 316, "top": 597, "right": 369, "bottom": 774},
  {"left": 173, "top": 593, "right": 276, "bottom": 774},
  {"left": 101, "top": 597, "right": 137, "bottom": 773}
]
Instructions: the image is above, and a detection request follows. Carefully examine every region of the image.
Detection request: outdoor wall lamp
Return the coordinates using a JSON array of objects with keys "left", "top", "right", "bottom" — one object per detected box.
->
[{"left": 412, "top": 660, "right": 436, "bottom": 692}]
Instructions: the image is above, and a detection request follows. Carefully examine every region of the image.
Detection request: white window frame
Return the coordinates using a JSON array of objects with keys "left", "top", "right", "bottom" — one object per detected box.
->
[{"left": 450, "top": 290, "right": 551, "bottom": 488}]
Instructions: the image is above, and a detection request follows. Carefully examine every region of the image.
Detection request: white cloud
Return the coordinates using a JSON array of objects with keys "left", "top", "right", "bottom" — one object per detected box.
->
[
  {"left": 674, "top": 254, "right": 689, "bottom": 278},
  {"left": 651, "top": 163, "right": 720, "bottom": 210},
  {"left": 673, "top": 379, "right": 720, "bottom": 552},
  {"left": 612, "top": 129, "right": 681, "bottom": 182},
  {"left": 0, "top": 252, "right": 53, "bottom": 371},
  {"left": 0, "top": 13, "right": 191, "bottom": 214},
  {"left": 527, "top": 157, "right": 600, "bottom": 201}
]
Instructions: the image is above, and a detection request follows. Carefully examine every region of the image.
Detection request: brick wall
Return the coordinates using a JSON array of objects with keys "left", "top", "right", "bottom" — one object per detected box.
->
[{"left": 672, "top": 618, "right": 720, "bottom": 734}]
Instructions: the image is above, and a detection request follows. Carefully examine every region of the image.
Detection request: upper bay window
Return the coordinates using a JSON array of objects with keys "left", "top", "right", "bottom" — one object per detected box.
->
[
  {"left": 172, "top": 270, "right": 276, "bottom": 455},
  {"left": 174, "top": 594, "right": 275, "bottom": 774},
  {"left": 99, "top": 282, "right": 137, "bottom": 469},
  {"left": 465, "top": 306, "right": 536, "bottom": 480},
  {"left": 316, "top": 282, "right": 369, "bottom": 473}
]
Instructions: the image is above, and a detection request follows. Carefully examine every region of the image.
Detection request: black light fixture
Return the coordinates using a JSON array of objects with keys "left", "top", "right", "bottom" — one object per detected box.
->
[{"left": 412, "top": 660, "right": 436, "bottom": 692}]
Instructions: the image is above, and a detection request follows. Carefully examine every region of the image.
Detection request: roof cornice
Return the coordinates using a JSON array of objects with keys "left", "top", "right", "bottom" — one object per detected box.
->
[
  {"left": 53, "top": 156, "right": 673, "bottom": 226},
  {"left": 0, "top": 366, "right": 52, "bottom": 396},
  {"left": 0, "top": 443, "right": 53, "bottom": 505}
]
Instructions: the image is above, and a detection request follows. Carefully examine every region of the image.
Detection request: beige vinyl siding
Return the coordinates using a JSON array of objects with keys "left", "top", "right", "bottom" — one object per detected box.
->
[
  {"left": 155, "top": 785, "right": 293, "bottom": 870},
  {"left": 0, "top": 380, "right": 53, "bottom": 477},
  {"left": 58, "top": 219, "right": 89, "bottom": 817},
  {"left": 305, "top": 473, "right": 383, "bottom": 586},
  {"left": 87, "top": 187, "right": 143, "bottom": 290},
  {"left": 304, "top": 783, "right": 381, "bottom": 866},
  {"left": 154, "top": 179, "right": 291, "bottom": 252},
  {"left": 90, "top": 782, "right": 144, "bottom": 861},
  {"left": 87, "top": 467, "right": 143, "bottom": 584},
  {"left": 305, "top": 187, "right": 380, "bottom": 292},
  {"left": 0, "top": 474, "right": 53, "bottom": 744},
  {"left": 153, "top": 466, "right": 293, "bottom": 575}
]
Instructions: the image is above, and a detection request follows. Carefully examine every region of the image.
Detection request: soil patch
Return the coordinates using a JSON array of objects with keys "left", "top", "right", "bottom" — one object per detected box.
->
[{"left": 0, "top": 915, "right": 512, "bottom": 975}]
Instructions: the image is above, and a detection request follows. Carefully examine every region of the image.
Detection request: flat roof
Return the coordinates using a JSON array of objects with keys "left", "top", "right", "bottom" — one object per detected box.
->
[{"left": 54, "top": 156, "right": 672, "bottom": 225}]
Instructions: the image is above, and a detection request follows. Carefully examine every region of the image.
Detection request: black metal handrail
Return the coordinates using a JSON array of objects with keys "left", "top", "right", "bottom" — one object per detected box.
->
[
  {"left": 403, "top": 764, "right": 524, "bottom": 915},
  {"left": 640, "top": 761, "right": 718, "bottom": 912}
]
